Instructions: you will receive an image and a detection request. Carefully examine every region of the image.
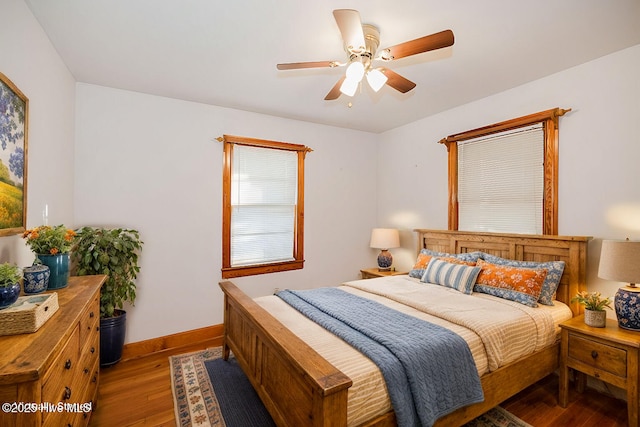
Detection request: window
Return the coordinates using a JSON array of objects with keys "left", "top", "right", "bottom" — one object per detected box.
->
[
  {"left": 457, "top": 124, "right": 544, "bottom": 234},
  {"left": 439, "top": 108, "right": 570, "bottom": 235},
  {"left": 221, "top": 135, "right": 312, "bottom": 278}
]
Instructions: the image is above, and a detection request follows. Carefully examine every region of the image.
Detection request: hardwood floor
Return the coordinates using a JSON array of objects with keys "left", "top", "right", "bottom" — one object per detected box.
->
[
  {"left": 89, "top": 338, "right": 219, "bottom": 427},
  {"left": 91, "top": 340, "right": 629, "bottom": 427},
  {"left": 502, "top": 374, "right": 627, "bottom": 426}
]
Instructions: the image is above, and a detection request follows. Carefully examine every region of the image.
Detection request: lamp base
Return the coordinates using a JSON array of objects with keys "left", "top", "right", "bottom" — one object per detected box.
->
[
  {"left": 614, "top": 286, "right": 640, "bottom": 331},
  {"left": 377, "top": 249, "right": 393, "bottom": 271}
]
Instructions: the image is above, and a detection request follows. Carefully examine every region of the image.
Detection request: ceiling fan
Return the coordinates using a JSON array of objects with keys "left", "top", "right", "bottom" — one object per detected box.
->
[{"left": 277, "top": 9, "right": 455, "bottom": 100}]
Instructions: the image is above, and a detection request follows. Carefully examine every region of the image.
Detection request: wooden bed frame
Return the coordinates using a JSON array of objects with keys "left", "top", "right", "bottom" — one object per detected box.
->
[{"left": 219, "top": 229, "right": 590, "bottom": 427}]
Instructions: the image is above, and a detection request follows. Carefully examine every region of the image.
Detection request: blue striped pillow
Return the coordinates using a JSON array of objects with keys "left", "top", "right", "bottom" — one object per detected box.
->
[{"left": 421, "top": 258, "right": 482, "bottom": 295}]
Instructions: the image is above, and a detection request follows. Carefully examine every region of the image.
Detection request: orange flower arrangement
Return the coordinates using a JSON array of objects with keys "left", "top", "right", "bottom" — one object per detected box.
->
[
  {"left": 571, "top": 291, "right": 612, "bottom": 311},
  {"left": 22, "top": 225, "right": 76, "bottom": 255}
]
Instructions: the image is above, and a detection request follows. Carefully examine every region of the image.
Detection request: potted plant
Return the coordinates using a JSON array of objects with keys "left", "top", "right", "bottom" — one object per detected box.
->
[
  {"left": 22, "top": 225, "right": 76, "bottom": 289},
  {"left": 571, "top": 291, "right": 612, "bottom": 328},
  {"left": 72, "top": 227, "right": 143, "bottom": 366},
  {"left": 0, "top": 263, "right": 22, "bottom": 310}
]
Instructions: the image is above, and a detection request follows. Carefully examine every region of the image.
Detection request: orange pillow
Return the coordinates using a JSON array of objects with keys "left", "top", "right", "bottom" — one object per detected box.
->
[
  {"left": 437, "top": 256, "right": 476, "bottom": 266},
  {"left": 412, "top": 253, "right": 433, "bottom": 270},
  {"left": 475, "top": 259, "right": 547, "bottom": 307}
]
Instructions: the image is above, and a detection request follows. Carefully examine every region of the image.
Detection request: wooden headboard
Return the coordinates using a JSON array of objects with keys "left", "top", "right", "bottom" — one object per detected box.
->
[{"left": 415, "top": 229, "right": 591, "bottom": 316}]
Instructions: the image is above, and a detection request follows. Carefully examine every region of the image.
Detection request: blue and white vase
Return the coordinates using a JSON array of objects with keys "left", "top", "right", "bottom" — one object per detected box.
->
[
  {"left": 23, "top": 264, "right": 50, "bottom": 294},
  {"left": 615, "top": 287, "right": 640, "bottom": 330}
]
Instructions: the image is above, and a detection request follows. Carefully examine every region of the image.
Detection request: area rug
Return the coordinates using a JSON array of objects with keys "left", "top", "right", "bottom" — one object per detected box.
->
[{"left": 170, "top": 347, "right": 531, "bottom": 427}]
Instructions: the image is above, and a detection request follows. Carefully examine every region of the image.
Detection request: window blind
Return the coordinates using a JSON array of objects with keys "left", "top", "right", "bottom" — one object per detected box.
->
[
  {"left": 230, "top": 144, "right": 297, "bottom": 266},
  {"left": 457, "top": 124, "right": 544, "bottom": 234}
]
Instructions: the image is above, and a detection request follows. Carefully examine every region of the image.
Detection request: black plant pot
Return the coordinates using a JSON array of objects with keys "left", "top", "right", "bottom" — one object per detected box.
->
[{"left": 100, "top": 309, "right": 126, "bottom": 367}]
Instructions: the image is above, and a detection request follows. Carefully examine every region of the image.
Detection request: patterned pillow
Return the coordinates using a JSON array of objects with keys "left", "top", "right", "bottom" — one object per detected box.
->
[
  {"left": 409, "top": 250, "right": 446, "bottom": 278},
  {"left": 421, "top": 258, "right": 482, "bottom": 295},
  {"left": 480, "top": 253, "right": 565, "bottom": 306},
  {"left": 437, "top": 256, "right": 477, "bottom": 266},
  {"left": 474, "top": 259, "right": 547, "bottom": 307},
  {"left": 409, "top": 249, "right": 482, "bottom": 278}
]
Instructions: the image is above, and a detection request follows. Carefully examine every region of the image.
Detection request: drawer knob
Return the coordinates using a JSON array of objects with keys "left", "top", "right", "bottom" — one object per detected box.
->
[
  {"left": 84, "top": 368, "right": 89, "bottom": 374},
  {"left": 90, "top": 311, "right": 95, "bottom": 318},
  {"left": 64, "top": 359, "right": 72, "bottom": 369},
  {"left": 591, "top": 350, "right": 599, "bottom": 359},
  {"left": 63, "top": 386, "right": 72, "bottom": 400},
  {"left": 90, "top": 346, "right": 96, "bottom": 354}
]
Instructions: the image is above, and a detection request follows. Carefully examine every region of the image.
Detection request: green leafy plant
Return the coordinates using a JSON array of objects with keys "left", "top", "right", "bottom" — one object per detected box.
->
[
  {"left": 22, "top": 225, "right": 76, "bottom": 254},
  {"left": 571, "top": 291, "right": 612, "bottom": 311},
  {"left": 0, "top": 262, "right": 21, "bottom": 287},
  {"left": 72, "top": 227, "right": 143, "bottom": 318}
]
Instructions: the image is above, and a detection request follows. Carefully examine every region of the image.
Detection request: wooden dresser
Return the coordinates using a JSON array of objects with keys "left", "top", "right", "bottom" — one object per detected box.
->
[{"left": 0, "top": 275, "right": 105, "bottom": 427}]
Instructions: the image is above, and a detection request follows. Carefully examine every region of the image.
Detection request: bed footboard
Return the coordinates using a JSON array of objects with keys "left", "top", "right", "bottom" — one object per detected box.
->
[{"left": 219, "top": 281, "right": 352, "bottom": 427}]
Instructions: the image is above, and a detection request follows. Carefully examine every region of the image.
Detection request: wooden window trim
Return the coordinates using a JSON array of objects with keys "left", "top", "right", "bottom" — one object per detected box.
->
[
  {"left": 438, "top": 108, "right": 570, "bottom": 235},
  {"left": 221, "top": 134, "right": 311, "bottom": 278}
]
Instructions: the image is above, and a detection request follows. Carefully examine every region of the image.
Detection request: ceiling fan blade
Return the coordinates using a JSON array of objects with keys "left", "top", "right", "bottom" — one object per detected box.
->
[
  {"left": 333, "top": 9, "right": 366, "bottom": 53},
  {"left": 380, "top": 68, "right": 416, "bottom": 93},
  {"left": 277, "top": 61, "right": 341, "bottom": 70},
  {"left": 324, "top": 76, "right": 346, "bottom": 100},
  {"left": 380, "top": 29, "right": 454, "bottom": 60}
]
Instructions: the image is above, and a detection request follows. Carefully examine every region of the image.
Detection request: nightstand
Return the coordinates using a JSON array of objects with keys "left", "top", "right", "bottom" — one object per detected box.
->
[
  {"left": 559, "top": 315, "right": 640, "bottom": 427},
  {"left": 360, "top": 268, "right": 407, "bottom": 279}
]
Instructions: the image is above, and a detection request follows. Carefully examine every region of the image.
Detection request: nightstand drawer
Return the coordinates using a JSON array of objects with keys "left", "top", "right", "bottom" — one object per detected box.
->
[{"left": 568, "top": 334, "right": 627, "bottom": 377}]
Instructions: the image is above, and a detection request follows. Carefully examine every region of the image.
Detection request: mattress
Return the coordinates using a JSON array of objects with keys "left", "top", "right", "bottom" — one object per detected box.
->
[{"left": 254, "top": 275, "right": 572, "bottom": 426}]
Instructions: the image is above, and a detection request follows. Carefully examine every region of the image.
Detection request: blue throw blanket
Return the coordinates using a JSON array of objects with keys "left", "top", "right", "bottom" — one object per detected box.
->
[{"left": 276, "top": 288, "right": 484, "bottom": 427}]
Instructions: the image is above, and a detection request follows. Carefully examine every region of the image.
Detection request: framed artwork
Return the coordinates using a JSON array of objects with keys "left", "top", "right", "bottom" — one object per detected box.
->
[{"left": 0, "top": 72, "right": 28, "bottom": 236}]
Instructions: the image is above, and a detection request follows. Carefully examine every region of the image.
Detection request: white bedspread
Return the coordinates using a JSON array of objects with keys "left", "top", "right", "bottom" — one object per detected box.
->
[{"left": 254, "top": 275, "right": 572, "bottom": 426}]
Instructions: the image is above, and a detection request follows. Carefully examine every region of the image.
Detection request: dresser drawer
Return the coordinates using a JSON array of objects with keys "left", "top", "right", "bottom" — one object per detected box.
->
[
  {"left": 84, "top": 356, "right": 100, "bottom": 408},
  {"left": 42, "top": 326, "right": 80, "bottom": 425},
  {"left": 42, "top": 326, "right": 80, "bottom": 401},
  {"left": 79, "top": 293, "right": 100, "bottom": 346},
  {"left": 568, "top": 334, "right": 627, "bottom": 377},
  {"left": 80, "top": 319, "right": 99, "bottom": 365},
  {"left": 76, "top": 328, "right": 99, "bottom": 394},
  {"left": 43, "top": 409, "right": 76, "bottom": 427}
]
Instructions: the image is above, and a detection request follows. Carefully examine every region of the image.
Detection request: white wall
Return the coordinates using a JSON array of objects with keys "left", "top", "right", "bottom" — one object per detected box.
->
[
  {"left": 74, "top": 84, "right": 379, "bottom": 343},
  {"left": 0, "top": 0, "right": 76, "bottom": 266},
  {"left": 379, "top": 44, "right": 640, "bottom": 302},
  {"left": 5, "top": 0, "right": 639, "bottom": 343}
]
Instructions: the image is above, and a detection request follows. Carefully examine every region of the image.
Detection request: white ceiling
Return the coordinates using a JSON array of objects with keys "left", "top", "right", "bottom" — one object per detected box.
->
[{"left": 25, "top": 0, "right": 640, "bottom": 133}]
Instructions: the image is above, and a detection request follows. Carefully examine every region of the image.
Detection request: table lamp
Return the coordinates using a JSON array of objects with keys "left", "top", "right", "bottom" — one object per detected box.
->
[
  {"left": 370, "top": 228, "right": 400, "bottom": 271},
  {"left": 598, "top": 238, "right": 640, "bottom": 331}
]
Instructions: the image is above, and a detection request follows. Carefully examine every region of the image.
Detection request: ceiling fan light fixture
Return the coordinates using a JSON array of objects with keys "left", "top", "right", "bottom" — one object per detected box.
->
[
  {"left": 339, "top": 77, "right": 359, "bottom": 97},
  {"left": 277, "top": 9, "right": 455, "bottom": 101},
  {"left": 345, "top": 61, "right": 365, "bottom": 82},
  {"left": 366, "top": 68, "right": 388, "bottom": 92}
]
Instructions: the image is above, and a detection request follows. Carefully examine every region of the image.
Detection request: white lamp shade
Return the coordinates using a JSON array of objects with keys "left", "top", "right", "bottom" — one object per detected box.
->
[
  {"left": 598, "top": 239, "right": 640, "bottom": 284},
  {"left": 366, "top": 68, "right": 388, "bottom": 92},
  {"left": 340, "top": 77, "right": 359, "bottom": 97},
  {"left": 345, "top": 61, "right": 365, "bottom": 82},
  {"left": 370, "top": 228, "right": 400, "bottom": 250}
]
